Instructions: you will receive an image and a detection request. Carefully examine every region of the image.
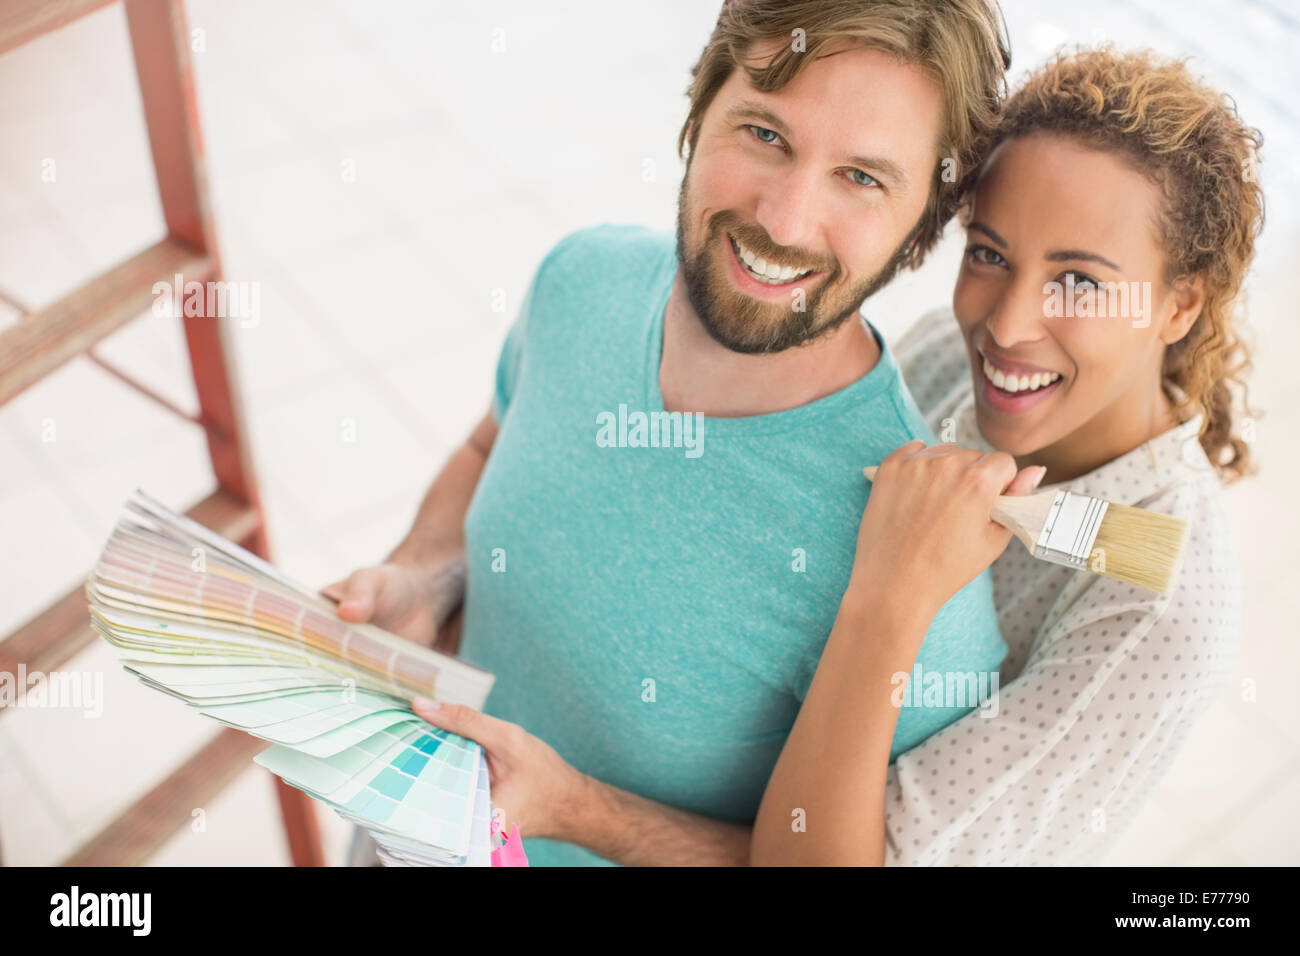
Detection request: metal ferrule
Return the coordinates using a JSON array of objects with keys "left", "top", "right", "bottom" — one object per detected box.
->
[{"left": 1033, "top": 491, "right": 1109, "bottom": 570}]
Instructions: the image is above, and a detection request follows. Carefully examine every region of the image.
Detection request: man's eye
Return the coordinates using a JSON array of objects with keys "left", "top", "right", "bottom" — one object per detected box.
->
[
  {"left": 847, "top": 169, "right": 879, "bottom": 188},
  {"left": 747, "top": 125, "right": 783, "bottom": 147},
  {"left": 966, "top": 245, "right": 1006, "bottom": 267}
]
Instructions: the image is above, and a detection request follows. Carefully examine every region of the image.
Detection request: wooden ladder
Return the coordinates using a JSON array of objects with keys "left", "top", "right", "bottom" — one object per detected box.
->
[{"left": 0, "top": 0, "right": 325, "bottom": 866}]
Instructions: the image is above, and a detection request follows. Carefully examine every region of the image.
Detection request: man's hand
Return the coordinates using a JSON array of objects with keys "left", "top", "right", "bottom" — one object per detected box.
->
[
  {"left": 411, "top": 698, "right": 589, "bottom": 842},
  {"left": 321, "top": 560, "right": 459, "bottom": 648},
  {"left": 321, "top": 408, "right": 493, "bottom": 651}
]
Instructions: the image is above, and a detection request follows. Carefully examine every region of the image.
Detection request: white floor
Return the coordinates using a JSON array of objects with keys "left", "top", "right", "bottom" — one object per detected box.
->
[{"left": 1, "top": 0, "right": 1297, "bottom": 866}]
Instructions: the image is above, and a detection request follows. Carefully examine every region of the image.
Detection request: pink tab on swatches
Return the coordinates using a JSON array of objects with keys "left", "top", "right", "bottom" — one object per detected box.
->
[{"left": 490, "top": 823, "right": 530, "bottom": 867}]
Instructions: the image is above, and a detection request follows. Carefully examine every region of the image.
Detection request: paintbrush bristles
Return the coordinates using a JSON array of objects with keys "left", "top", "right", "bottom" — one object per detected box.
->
[{"left": 1091, "top": 503, "right": 1190, "bottom": 596}]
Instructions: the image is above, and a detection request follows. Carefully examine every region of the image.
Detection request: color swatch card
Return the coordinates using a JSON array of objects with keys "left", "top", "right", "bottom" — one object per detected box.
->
[
  {"left": 89, "top": 490, "right": 493, "bottom": 704},
  {"left": 257, "top": 724, "right": 492, "bottom": 863},
  {"left": 368, "top": 751, "right": 496, "bottom": 867},
  {"left": 86, "top": 489, "right": 499, "bottom": 866}
]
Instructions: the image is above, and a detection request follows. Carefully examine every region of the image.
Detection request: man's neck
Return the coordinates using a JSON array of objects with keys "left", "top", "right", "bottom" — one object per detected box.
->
[{"left": 659, "top": 270, "right": 881, "bottom": 417}]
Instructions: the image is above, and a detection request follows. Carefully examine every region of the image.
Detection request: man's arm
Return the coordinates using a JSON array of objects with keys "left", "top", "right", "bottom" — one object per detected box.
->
[
  {"left": 387, "top": 408, "right": 496, "bottom": 576},
  {"left": 384, "top": 407, "right": 497, "bottom": 651},
  {"left": 322, "top": 407, "right": 497, "bottom": 649},
  {"left": 569, "top": 777, "right": 752, "bottom": 866},
  {"left": 415, "top": 698, "right": 753, "bottom": 865}
]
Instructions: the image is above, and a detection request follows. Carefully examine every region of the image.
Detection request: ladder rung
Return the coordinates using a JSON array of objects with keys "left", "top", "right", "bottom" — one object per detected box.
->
[
  {"left": 61, "top": 727, "right": 269, "bottom": 866},
  {"left": 0, "top": 0, "right": 117, "bottom": 57},
  {"left": 0, "top": 488, "right": 260, "bottom": 694},
  {"left": 0, "top": 236, "right": 212, "bottom": 405}
]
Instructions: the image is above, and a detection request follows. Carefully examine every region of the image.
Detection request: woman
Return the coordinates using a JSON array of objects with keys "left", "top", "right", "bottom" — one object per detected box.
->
[{"left": 751, "top": 47, "right": 1263, "bottom": 864}]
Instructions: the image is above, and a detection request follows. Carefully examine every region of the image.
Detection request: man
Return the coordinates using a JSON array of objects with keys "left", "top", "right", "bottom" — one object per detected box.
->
[{"left": 325, "top": 0, "right": 1011, "bottom": 866}]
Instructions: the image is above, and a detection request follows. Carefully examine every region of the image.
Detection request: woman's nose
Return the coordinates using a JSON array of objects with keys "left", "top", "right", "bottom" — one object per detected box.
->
[{"left": 984, "top": 277, "right": 1049, "bottom": 350}]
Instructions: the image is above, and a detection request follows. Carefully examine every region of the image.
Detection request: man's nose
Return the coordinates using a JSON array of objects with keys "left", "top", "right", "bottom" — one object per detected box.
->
[
  {"left": 984, "top": 275, "right": 1050, "bottom": 350},
  {"left": 753, "top": 165, "right": 823, "bottom": 252}
]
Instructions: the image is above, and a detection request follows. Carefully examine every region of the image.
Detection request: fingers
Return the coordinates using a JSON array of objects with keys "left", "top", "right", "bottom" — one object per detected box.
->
[
  {"left": 1003, "top": 465, "right": 1048, "bottom": 497},
  {"left": 412, "top": 697, "right": 509, "bottom": 751},
  {"left": 869, "top": 443, "right": 1038, "bottom": 500},
  {"left": 881, "top": 438, "right": 926, "bottom": 466},
  {"left": 874, "top": 438, "right": 926, "bottom": 479},
  {"left": 903, "top": 447, "right": 1016, "bottom": 499},
  {"left": 975, "top": 450, "right": 1020, "bottom": 494}
]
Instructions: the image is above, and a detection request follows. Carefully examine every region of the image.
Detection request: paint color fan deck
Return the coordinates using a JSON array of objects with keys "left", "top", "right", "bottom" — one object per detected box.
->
[{"left": 86, "top": 489, "right": 498, "bottom": 866}]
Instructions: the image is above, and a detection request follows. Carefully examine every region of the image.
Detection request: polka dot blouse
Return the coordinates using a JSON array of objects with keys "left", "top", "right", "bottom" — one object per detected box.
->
[{"left": 883, "top": 310, "right": 1241, "bottom": 866}]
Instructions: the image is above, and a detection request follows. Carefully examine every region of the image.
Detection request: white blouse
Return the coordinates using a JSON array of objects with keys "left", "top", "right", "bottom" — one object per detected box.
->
[{"left": 883, "top": 310, "right": 1242, "bottom": 865}]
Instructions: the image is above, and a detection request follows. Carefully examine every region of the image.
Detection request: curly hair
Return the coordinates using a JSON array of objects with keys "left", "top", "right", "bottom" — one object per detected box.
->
[
  {"left": 680, "top": 0, "right": 1010, "bottom": 271},
  {"left": 981, "top": 47, "right": 1263, "bottom": 481}
]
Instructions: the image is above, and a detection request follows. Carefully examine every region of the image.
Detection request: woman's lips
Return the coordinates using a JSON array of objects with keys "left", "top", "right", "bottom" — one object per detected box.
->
[{"left": 978, "top": 355, "right": 1064, "bottom": 414}]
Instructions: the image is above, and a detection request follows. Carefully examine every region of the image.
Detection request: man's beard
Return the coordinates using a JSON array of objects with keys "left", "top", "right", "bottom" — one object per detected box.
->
[{"left": 675, "top": 174, "right": 919, "bottom": 354}]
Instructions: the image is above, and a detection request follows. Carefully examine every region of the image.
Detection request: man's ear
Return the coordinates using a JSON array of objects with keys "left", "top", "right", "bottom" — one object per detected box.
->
[{"left": 1160, "top": 273, "right": 1206, "bottom": 346}]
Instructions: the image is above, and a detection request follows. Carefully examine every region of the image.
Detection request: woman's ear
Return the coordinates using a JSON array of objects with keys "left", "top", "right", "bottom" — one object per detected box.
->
[{"left": 1160, "top": 274, "right": 1206, "bottom": 346}]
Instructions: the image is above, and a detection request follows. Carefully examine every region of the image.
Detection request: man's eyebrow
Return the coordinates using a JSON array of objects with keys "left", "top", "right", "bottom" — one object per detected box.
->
[
  {"left": 726, "top": 99, "right": 907, "bottom": 187},
  {"left": 1045, "top": 249, "right": 1121, "bottom": 271},
  {"left": 725, "top": 99, "right": 790, "bottom": 135},
  {"left": 846, "top": 153, "right": 907, "bottom": 188}
]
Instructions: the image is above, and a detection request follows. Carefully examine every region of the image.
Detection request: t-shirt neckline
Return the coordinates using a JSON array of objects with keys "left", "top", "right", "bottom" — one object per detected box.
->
[{"left": 642, "top": 246, "right": 901, "bottom": 438}]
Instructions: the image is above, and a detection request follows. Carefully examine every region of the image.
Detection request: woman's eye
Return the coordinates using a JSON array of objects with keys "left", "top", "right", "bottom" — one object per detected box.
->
[
  {"left": 747, "top": 125, "right": 783, "bottom": 147},
  {"left": 1064, "top": 271, "right": 1099, "bottom": 291},
  {"left": 847, "top": 169, "right": 879, "bottom": 188},
  {"left": 966, "top": 245, "right": 1006, "bottom": 267}
]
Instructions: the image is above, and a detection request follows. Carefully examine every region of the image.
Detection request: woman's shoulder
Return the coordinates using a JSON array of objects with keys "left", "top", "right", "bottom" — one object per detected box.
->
[
  {"left": 1144, "top": 464, "right": 1241, "bottom": 628},
  {"left": 1088, "top": 419, "right": 1238, "bottom": 580},
  {"left": 1046, "top": 443, "right": 1241, "bottom": 660}
]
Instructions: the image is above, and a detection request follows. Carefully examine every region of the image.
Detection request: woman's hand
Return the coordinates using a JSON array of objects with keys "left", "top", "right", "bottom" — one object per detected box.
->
[
  {"left": 411, "top": 698, "right": 589, "bottom": 841},
  {"left": 850, "top": 440, "right": 1045, "bottom": 620}
]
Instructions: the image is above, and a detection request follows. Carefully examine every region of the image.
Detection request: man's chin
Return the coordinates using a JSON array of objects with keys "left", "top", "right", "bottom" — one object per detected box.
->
[
  {"left": 680, "top": 244, "right": 854, "bottom": 353},
  {"left": 697, "top": 309, "right": 812, "bottom": 354}
]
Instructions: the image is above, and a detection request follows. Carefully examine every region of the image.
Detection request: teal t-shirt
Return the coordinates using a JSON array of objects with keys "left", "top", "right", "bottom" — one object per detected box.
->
[{"left": 460, "top": 224, "right": 1005, "bottom": 866}]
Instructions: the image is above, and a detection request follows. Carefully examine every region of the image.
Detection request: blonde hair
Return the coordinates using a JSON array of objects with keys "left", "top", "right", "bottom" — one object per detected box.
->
[
  {"left": 986, "top": 47, "right": 1263, "bottom": 481},
  {"left": 679, "top": 0, "right": 1010, "bottom": 269}
]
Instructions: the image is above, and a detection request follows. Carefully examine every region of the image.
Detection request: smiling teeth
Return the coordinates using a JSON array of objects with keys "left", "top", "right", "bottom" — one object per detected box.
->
[
  {"left": 731, "top": 236, "right": 813, "bottom": 285},
  {"left": 983, "top": 358, "right": 1061, "bottom": 394}
]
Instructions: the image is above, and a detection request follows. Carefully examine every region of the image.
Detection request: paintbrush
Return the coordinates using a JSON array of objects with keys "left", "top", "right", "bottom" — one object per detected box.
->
[{"left": 861, "top": 466, "right": 1190, "bottom": 595}]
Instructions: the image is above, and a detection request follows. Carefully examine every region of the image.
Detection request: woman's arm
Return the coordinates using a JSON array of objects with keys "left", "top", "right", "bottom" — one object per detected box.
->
[
  {"left": 752, "top": 441, "right": 1040, "bottom": 865},
  {"left": 752, "top": 583, "right": 933, "bottom": 864},
  {"left": 755, "top": 449, "right": 1235, "bottom": 866}
]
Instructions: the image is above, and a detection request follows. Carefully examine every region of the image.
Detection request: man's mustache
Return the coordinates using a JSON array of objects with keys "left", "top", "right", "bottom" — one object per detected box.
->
[{"left": 708, "top": 211, "right": 838, "bottom": 276}]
